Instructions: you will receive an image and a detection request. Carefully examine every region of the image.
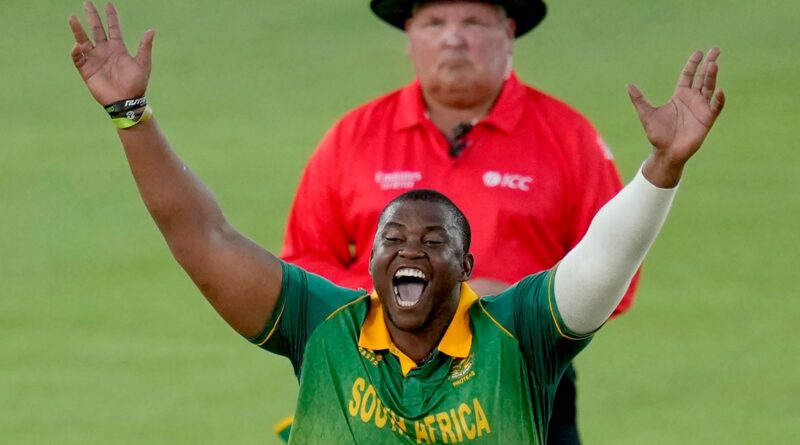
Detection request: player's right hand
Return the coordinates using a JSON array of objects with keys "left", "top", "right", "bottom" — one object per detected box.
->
[
  {"left": 627, "top": 48, "right": 726, "bottom": 187},
  {"left": 69, "top": 1, "right": 154, "bottom": 106}
]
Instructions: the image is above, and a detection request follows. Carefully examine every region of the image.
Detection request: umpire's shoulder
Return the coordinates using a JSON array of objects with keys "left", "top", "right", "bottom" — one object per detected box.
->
[
  {"left": 520, "top": 83, "right": 595, "bottom": 129},
  {"left": 333, "top": 85, "right": 409, "bottom": 133}
]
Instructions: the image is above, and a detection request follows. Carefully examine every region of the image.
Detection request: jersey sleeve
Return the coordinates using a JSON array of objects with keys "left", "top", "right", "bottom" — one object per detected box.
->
[
  {"left": 248, "top": 261, "right": 364, "bottom": 376},
  {"left": 564, "top": 119, "right": 639, "bottom": 316},
  {"left": 480, "top": 268, "right": 593, "bottom": 386},
  {"left": 279, "top": 123, "right": 368, "bottom": 288}
]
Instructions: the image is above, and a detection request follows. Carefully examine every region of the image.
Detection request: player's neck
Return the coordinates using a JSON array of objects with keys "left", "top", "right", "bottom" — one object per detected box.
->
[
  {"left": 386, "top": 306, "right": 457, "bottom": 364},
  {"left": 388, "top": 328, "right": 442, "bottom": 364}
]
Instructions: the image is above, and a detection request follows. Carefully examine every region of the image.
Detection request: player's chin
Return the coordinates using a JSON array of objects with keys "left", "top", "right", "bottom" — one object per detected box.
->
[{"left": 384, "top": 301, "right": 432, "bottom": 333}]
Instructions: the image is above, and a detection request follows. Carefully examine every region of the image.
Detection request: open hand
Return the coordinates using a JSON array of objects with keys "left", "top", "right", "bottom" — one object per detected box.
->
[
  {"left": 69, "top": 1, "right": 154, "bottom": 105},
  {"left": 628, "top": 49, "right": 726, "bottom": 186}
]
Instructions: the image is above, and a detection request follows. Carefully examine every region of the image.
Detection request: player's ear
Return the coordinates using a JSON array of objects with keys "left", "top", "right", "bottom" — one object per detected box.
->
[
  {"left": 368, "top": 249, "right": 375, "bottom": 276},
  {"left": 460, "top": 252, "right": 474, "bottom": 281},
  {"left": 505, "top": 17, "right": 516, "bottom": 40}
]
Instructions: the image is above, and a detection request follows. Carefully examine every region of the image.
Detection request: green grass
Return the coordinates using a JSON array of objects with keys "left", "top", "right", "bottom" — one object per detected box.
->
[{"left": 2, "top": 1, "right": 798, "bottom": 443}]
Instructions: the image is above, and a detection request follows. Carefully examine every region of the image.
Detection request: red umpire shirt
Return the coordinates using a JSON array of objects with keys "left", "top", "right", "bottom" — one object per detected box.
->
[{"left": 281, "top": 73, "right": 638, "bottom": 315}]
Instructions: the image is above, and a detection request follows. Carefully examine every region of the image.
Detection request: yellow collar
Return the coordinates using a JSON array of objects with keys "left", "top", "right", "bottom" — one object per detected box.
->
[{"left": 358, "top": 283, "right": 479, "bottom": 376}]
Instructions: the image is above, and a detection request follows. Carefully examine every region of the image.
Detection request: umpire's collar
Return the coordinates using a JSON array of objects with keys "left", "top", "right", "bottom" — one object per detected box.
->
[
  {"left": 359, "top": 283, "right": 479, "bottom": 376},
  {"left": 393, "top": 72, "right": 527, "bottom": 135}
]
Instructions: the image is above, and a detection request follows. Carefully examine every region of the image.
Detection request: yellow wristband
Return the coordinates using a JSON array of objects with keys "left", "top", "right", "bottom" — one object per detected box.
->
[{"left": 111, "top": 105, "right": 153, "bottom": 129}]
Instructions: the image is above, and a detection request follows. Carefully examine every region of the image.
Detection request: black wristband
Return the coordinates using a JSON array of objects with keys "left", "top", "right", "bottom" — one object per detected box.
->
[
  {"left": 109, "top": 106, "right": 147, "bottom": 121},
  {"left": 104, "top": 97, "right": 147, "bottom": 115},
  {"left": 108, "top": 108, "right": 146, "bottom": 119}
]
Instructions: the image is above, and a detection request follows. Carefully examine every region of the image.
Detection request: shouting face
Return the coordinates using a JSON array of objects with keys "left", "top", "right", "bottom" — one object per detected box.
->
[
  {"left": 369, "top": 199, "right": 474, "bottom": 335},
  {"left": 405, "top": 1, "right": 515, "bottom": 108}
]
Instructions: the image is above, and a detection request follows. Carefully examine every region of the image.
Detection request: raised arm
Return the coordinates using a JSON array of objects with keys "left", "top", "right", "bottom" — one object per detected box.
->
[
  {"left": 69, "top": 2, "right": 282, "bottom": 338},
  {"left": 554, "top": 49, "right": 726, "bottom": 334}
]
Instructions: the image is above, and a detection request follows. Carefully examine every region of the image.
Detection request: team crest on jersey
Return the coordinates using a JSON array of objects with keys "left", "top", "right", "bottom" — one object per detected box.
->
[{"left": 449, "top": 353, "right": 476, "bottom": 387}]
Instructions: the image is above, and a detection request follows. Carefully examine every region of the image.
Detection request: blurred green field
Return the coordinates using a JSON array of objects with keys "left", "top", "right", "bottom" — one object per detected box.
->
[{"left": 1, "top": 1, "right": 798, "bottom": 443}]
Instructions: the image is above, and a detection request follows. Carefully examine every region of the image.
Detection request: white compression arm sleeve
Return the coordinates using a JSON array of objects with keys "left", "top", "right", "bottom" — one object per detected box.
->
[{"left": 554, "top": 167, "right": 679, "bottom": 335}]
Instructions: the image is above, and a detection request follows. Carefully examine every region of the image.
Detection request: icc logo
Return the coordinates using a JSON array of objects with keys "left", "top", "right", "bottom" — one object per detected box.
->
[{"left": 482, "top": 171, "right": 533, "bottom": 191}]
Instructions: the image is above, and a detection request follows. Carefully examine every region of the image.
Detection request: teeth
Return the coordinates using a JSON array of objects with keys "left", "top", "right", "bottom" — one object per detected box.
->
[{"left": 394, "top": 268, "right": 427, "bottom": 280}]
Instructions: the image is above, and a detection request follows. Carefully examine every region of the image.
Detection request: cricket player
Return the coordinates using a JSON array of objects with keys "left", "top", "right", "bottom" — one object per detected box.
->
[
  {"left": 68, "top": 2, "right": 724, "bottom": 443},
  {"left": 282, "top": 2, "right": 639, "bottom": 441}
]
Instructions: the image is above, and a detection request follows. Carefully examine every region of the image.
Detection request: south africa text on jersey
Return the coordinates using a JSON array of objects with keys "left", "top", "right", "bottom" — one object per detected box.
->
[{"left": 348, "top": 377, "right": 492, "bottom": 443}]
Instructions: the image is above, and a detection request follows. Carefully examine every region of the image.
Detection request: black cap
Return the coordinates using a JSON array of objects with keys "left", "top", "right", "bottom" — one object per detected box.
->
[{"left": 369, "top": 0, "right": 547, "bottom": 38}]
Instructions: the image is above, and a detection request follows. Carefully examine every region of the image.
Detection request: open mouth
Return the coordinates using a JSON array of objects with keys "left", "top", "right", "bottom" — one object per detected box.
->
[{"left": 392, "top": 267, "right": 428, "bottom": 308}]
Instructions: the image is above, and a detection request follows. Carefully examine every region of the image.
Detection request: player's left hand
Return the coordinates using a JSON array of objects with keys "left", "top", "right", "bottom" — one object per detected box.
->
[
  {"left": 68, "top": 1, "right": 154, "bottom": 106},
  {"left": 628, "top": 48, "right": 726, "bottom": 187}
]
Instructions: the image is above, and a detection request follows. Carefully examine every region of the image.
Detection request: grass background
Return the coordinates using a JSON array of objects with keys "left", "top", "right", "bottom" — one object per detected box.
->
[{"left": 2, "top": 0, "right": 798, "bottom": 443}]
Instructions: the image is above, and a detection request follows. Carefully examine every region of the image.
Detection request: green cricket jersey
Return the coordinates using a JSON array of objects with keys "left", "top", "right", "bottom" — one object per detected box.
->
[{"left": 250, "top": 261, "right": 592, "bottom": 444}]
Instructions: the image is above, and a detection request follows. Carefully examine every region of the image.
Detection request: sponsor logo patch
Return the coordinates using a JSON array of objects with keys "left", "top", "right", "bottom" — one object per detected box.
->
[
  {"left": 375, "top": 171, "right": 423, "bottom": 190},
  {"left": 482, "top": 171, "right": 533, "bottom": 191}
]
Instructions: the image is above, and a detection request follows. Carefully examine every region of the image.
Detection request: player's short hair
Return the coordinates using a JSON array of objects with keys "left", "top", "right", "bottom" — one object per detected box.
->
[{"left": 378, "top": 189, "right": 472, "bottom": 252}]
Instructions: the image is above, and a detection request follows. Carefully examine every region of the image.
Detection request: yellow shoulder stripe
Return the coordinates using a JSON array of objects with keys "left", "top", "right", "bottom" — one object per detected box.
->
[
  {"left": 258, "top": 303, "right": 286, "bottom": 346},
  {"left": 325, "top": 294, "right": 369, "bottom": 321},
  {"left": 478, "top": 299, "right": 515, "bottom": 339},
  {"left": 259, "top": 293, "right": 368, "bottom": 346}
]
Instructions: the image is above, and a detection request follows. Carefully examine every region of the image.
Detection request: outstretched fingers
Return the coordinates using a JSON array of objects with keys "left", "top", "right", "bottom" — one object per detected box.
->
[
  {"left": 701, "top": 47, "right": 720, "bottom": 72},
  {"left": 700, "top": 61, "right": 718, "bottom": 102},
  {"left": 69, "top": 15, "right": 91, "bottom": 45},
  {"left": 627, "top": 83, "right": 654, "bottom": 118},
  {"left": 83, "top": 1, "right": 107, "bottom": 43},
  {"left": 700, "top": 48, "right": 720, "bottom": 101},
  {"left": 677, "top": 50, "right": 703, "bottom": 89},
  {"left": 711, "top": 89, "right": 726, "bottom": 116},
  {"left": 105, "top": 2, "right": 124, "bottom": 41},
  {"left": 136, "top": 29, "right": 156, "bottom": 70},
  {"left": 70, "top": 41, "right": 93, "bottom": 68}
]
